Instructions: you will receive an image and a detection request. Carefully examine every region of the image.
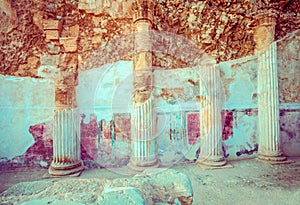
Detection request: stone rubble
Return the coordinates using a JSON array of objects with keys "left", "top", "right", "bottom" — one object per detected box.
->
[{"left": 0, "top": 169, "right": 193, "bottom": 205}]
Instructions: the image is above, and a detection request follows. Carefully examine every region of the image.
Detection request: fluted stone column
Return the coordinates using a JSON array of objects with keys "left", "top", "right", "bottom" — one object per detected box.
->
[
  {"left": 254, "top": 10, "right": 288, "bottom": 164},
  {"left": 49, "top": 76, "right": 84, "bottom": 176},
  {"left": 128, "top": 0, "right": 159, "bottom": 171},
  {"left": 197, "top": 65, "right": 227, "bottom": 167}
]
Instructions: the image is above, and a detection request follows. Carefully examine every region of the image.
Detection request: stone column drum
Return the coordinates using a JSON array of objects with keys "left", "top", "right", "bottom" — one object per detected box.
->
[
  {"left": 254, "top": 10, "right": 288, "bottom": 164},
  {"left": 49, "top": 80, "right": 84, "bottom": 176},
  {"left": 197, "top": 65, "right": 227, "bottom": 167},
  {"left": 128, "top": 0, "right": 159, "bottom": 171}
]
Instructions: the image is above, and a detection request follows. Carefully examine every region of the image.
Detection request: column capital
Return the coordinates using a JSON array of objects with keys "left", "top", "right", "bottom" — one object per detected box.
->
[
  {"left": 132, "top": 0, "right": 154, "bottom": 24},
  {"left": 254, "top": 9, "right": 278, "bottom": 27},
  {"left": 253, "top": 9, "right": 278, "bottom": 52}
]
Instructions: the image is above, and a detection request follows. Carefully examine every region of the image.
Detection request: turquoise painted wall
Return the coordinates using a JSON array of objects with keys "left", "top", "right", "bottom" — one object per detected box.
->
[{"left": 0, "top": 75, "right": 54, "bottom": 160}]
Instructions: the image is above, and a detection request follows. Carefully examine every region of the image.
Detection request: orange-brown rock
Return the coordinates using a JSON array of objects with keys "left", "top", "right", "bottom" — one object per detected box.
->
[
  {"left": 0, "top": 0, "right": 299, "bottom": 77},
  {"left": 59, "top": 37, "right": 78, "bottom": 53}
]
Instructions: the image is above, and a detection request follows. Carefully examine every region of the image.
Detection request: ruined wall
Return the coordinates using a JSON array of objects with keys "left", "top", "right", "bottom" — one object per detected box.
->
[
  {"left": 77, "top": 61, "right": 133, "bottom": 167},
  {"left": 1, "top": 0, "right": 300, "bottom": 76},
  {"left": 219, "top": 57, "right": 259, "bottom": 160},
  {"left": 0, "top": 0, "right": 299, "bottom": 167},
  {"left": 1, "top": 29, "right": 298, "bottom": 168},
  {"left": 277, "top": 30, "right": 300, "bottom": 157},
  {"left": 76, "top": 58, "right": 259, "bottom": 163},
  {"left": 0, "top": 75, "right": 54, "bottom": 167},
  {"left": 0, "top": 0, "right": 45, "bottom": 77},
  {"left": 76, "top": 30, "right": 300, "bottom": 163}
]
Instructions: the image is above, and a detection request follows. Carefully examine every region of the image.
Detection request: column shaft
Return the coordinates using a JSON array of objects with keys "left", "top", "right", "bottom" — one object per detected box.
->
[
  {"left": 257, "top": 43, "right": 286, "bottom": 162},
  {"left": 128, "top": 0, "right": 158, "bottom": 171},
  {"left": 197, "top": 65, "right": 226, "bottom": 167},
  {"left": 254, "top": 10, "right": 288, "bottom": 163},
  {"left": 49, "top": 83, "right": 84, "bottom": 176},
  {"left": 49, "top": 109, "right": 84, "bottom": 176},
  {"left": 131, "top": 98, "right": 157, "bottom": 166}
]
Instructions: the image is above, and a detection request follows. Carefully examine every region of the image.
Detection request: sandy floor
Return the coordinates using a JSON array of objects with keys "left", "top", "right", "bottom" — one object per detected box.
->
[{"left": 0, "top": 157, "right": 300, "bottom": 205}]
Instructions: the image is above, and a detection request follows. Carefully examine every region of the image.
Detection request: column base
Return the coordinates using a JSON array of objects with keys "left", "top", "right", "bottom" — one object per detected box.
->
[
  {"left": 197, "top": 156, "right": 230, "bottom": 169},
  {"left": 128, "top": 159, "right": 159, "bottom": 172},
  {"left": 49, "top": 161, "right": 84, "bottom": 176},
  {"left": 258, "top": 153, "right": 293, "bottom": 165}
]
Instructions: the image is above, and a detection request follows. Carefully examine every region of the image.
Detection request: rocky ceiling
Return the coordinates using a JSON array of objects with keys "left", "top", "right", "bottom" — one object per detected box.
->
[{"left": 0, "top": 0, "right": 299, "bottom": 77}]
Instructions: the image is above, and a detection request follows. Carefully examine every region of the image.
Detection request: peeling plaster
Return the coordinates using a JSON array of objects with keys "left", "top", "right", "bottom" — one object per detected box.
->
[
  {"left": 0, "top": 75, "right": 54, "bottom": 160},
  {"left": 219, "top": 56, "right": 258, "bottom": 110},
  {"left": 223, "top": 111, "right": 258, "bottom": 160}
]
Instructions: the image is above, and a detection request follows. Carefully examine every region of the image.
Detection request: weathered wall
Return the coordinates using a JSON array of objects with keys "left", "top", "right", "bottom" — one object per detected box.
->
[
  {"left": 1, "top": 31, "right": 299, "bottom": 168},
  {"left": 77, "top": 61, "right": 133, "bottom": 167},
  {"left": 76, "top": 29, "right": 300, "bottom": 163},
  {"left": 76, "top": 58, "right": 260, "bottom": 163},
  {"left": 219, "top": 57, "right": 259, "bottom": 160},
  {"left": 0, "top": 74, "right": 54, "bottom": 167},
  {"left": 0, "top": 0, "right": 299, "bottom": 167},
  {"left": 277, "top": 30, "right": 300, "bottom": 157}
]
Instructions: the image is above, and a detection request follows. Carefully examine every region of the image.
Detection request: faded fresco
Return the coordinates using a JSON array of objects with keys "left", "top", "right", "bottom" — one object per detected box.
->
[{"left": 0, "top": 26, "right": 299, "bottom": 169}]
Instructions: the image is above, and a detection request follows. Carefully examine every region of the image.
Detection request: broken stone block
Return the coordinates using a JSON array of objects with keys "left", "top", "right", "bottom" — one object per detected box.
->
[
  {"left": 92, "top": 34, "right": 102, "bottom": 44},
  {"left": 99, "top": 187, "right": 146, "bottom": 205},
  {"left": 45, "top": 30, "right": 59, "bottom": 40},
  {"left": 43, "top": 20, "right": 60, "bottom": 30},
  {"left": 70, "top": 25, "right": 80, "bottom": 37},
  {"left": 37, "top": 65, "right": 59, "bottom": 79},
  {"left": 109, "top": 169, "right": 194, "bottom": 205},
  {"left": 40, "top": 55, "right": 59, "bottom": 66},
  {"left": 32, "top": 11, "right": 44, "bottom": 30},
  {"left": 143, "top": 169, "right": 194, "bottom": 205},
  {"left": 58, "top": 53, "right": 78, "bottom": 72},
  {"left": 27, "top": 56, "right": 40, "bottom": 70},
  {"left": 78, "top": 0, "right": 97, "bottom": 11},
  {"left": 0, "top": 169, "right": 193, "bottom": 205},
  {"left": 59, "top": 37, "right": 78, "bottom": 52},
  {"left": 78, "top": 0, "right": 103, "bottom": 15}
]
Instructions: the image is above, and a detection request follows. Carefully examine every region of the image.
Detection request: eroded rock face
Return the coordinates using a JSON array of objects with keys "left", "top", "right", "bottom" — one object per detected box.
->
[
  {"left": 0, "top": 0, "right": 299, "bottom": 77},
  {"left": 0, "top": 0, "right": 17, "bottom": 33},
  {"left": 0, "top": 169, "right": 193, "bottom": 205}
]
